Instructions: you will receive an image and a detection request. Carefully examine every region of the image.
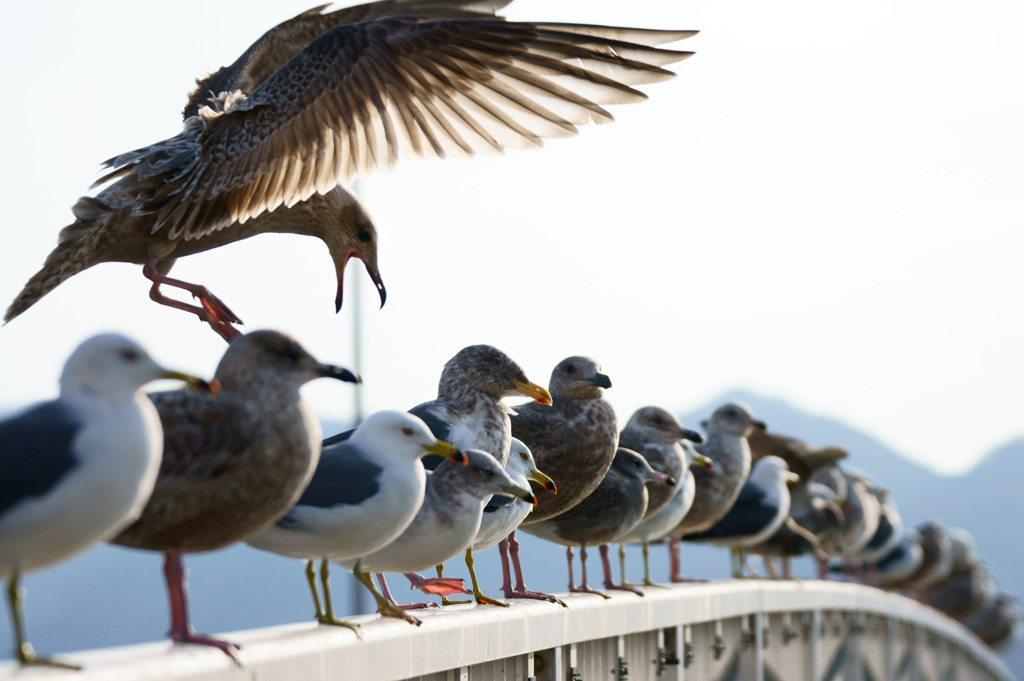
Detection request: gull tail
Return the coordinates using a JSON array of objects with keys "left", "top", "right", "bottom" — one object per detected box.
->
[{"left": 4, "top": 198, "right": 107, "bottom": 323}]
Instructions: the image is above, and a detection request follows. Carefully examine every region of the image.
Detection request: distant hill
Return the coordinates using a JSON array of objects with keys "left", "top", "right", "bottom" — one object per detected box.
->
[{"left": 1, "top": 393, "right": 1020, "bottom": 673}]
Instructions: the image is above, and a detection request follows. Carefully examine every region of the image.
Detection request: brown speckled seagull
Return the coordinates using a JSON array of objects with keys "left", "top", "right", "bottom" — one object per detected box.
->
[
  {"left": 666, "top": 401, "right": 766, "bottom": 581},
  {"left": 110, "top": 330, "right": 359, "bottom": 662},
  {"left": 402, "top": 343, "right": 550, "bottom": 602},
  {"left": 5, "top": 1, "right": 696, "bottom": 340},
  {"left": 522, "top": 447, "right": 672, "bottom": 598},
  {"left": 511, "top": 355, "right": 618, "bottom": 601}
]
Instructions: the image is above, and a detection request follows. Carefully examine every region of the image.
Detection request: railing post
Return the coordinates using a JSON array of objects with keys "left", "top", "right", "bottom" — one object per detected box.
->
[
  {"left": 886, "top": 616, "right": 897, "bottom": 681},
  {"left": 753, "top": 612, "right": 765, "bottom": 681},
  {"left": 811, "top": 609, "right": 823, "bottom": 681}
]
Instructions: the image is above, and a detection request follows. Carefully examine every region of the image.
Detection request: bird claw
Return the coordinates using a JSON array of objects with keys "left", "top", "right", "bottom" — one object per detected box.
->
[
  {"left": 315, "top": 616, "right": 363, "bottom": 638},
  {"left": 604, "top": 583, "right": 646, "bottom": 597},
  {"left": 171, "top": 631, "right": 241, "bottom": 665},
  {"left": 669, "top": 575, "right": 705, "bottom": 583},
  {"left": 504, "top": 588, "right": 568, "bottom": 608},
  {"left": 16, "top": 644, "right": 81, "bottom": 671},
  {"left": 377, "top": 601, "right": 423, "bottom": 626},
  {"left": 193, "top": 287, "right": 242, "bottom": 326},
  {"left": 473, "top": 592, "right": 510, "bottom": 608},
  {"left": 394, "top": 601, "right": 440, "bottom": 610},
  {"left": 569, "top": 586, "right": 611, "bottom": 600}
]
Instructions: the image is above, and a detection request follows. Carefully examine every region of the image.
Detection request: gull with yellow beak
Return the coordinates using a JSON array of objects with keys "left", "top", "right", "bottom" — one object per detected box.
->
[
  {"left": 248, "top": 410, "right": 467, "bottom": 634},
  {"left": 0, "top": 334, "right": 206, "bottom": 669},
  {"left": 336, "top": 449, "right": 535, "bottom": 625}
]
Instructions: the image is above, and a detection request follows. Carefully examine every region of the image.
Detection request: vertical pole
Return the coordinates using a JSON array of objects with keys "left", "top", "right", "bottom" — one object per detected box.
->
[
  {"left": 754, "top": 612, "right": 765, "bottom": 681},
  {"left": 811, "top": 610, "right": 822, "bottom": 681},
  {"left": 349, "top": 178, "right": 368, "bottom": 616},
  {"left": 887, "top": 617, "right": 898, "bottom": 681}
]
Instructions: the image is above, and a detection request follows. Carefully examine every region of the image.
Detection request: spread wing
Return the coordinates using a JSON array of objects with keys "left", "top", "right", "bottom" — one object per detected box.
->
[
  {"left": 185, "top": 1, "right": 515, "bottom": 118},
  {"left": 103, "top": 17, "right": 694, "bottom": 241}
]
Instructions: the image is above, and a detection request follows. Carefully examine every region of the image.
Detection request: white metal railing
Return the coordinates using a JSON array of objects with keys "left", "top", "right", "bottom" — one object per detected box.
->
[{"left": 0, "top": 580, "right": 1015, "bottom": 681}]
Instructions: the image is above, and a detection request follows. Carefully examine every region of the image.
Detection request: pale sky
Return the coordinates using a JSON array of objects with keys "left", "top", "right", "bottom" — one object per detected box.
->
[{"left": 1, "top": 0, "right": 1022, "bottom": 476}]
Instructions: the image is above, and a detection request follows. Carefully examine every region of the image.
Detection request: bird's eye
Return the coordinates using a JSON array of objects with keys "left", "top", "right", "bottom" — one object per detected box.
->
[
  {"left": 119, "top": 348, "right": 140, "bottom": 362},
  {"left": 520, "top": 452, "right": 528, "bottom": 460},
  {"left": 490, "top": 358, "right": 501, "bottom": 368},
  {"left": 357, "top": 228, "right": 372, "bottom": 243},
  {"left": 402, "top": 427, "right": 414, "bottom": 436},
  {"left": 284, "top": 344, "right": 302, "bottom": 363},
  {"left": 565, "top": 365, "right": 575, "bottom": 374}
]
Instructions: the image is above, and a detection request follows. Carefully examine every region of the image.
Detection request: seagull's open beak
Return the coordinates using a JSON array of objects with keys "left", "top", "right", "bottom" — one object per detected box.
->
[
  {"left": 503, "top": 484, "right": 538, "bottom": 507},
  {"left": 335, "top": 248, "right": 387, "bottom": 312},
  {"left": 318, "top": 364, "right": 361, "bottom": 384},
  {"left": 529, "top": 469, "right": 557, "bottom": 494},
  {"left": 679, "top": 427, "right": 703, "bottom": 444},
  {"left": 426, "top": 440, "right": 467, "bottom": 465},
  {"left": 159, "top": 370, "right": 220, "bottom": 396},
  {"left": 513, "top": 380, "right": 552, "bottom": 406},
  {"left": 692, "top": 454, "right": 714, "bottom": 469}
]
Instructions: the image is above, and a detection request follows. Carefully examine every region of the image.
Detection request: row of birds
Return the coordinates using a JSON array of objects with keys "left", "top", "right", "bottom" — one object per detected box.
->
[
  {"left": 1, "top": 0, "right": 1015, "bottom": 670},
  {"left": 3, "top": 330, "right": 1016, "bottom": 670}
]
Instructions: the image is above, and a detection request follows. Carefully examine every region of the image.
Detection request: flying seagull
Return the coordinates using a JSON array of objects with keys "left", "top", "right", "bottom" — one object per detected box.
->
[
  {"left": 0, "top": 334, "right": 203, "bottom": 669},
  {"left": 5, "top": 1, "right": 696, "bottom": 340}
]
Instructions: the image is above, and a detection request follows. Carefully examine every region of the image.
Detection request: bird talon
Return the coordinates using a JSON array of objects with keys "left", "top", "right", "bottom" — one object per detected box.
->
[
  {"left": 315, "top": 616, "right": 363, "bottom": 638},
  {"left": 441, "top": 597, "right": 471, "bottom": 606},
  {"left": 171, "top": 632, "right": 242, "bottom": 665}
]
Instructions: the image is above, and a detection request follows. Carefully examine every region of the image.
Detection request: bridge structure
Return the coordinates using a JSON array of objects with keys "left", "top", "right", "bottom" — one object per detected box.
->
[{"left": 0, "top": 580, "right": 1014, "bottom": 681}]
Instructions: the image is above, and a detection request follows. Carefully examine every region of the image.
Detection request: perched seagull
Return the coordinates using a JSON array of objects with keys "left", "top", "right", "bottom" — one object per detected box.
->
[
  {"left": 963, "top": 594, "right": 1021, "bottom": 650},
  {"left": 666, "top": 402, "right": 765, "bottom": 581},
  {"left": 336, "top": 449, "right": 534, "bottom": 625},
  {"left": 867, "top": 529, "right": 925, "bottom": 589},
  {"left": 0, "top": 335, "right": 202, "bottom": 669},
  {"left": 511, "top": 355, "right": 618, "bottom": 601},
  {"left": 469, "top": 438, "right": 556, "bottom": 605},
  {"left": 905, "top": 520, "right": 955, "bottom": 591},
  {"left": 246, "top": 410, "right": 465, "bottom": 633},
  {"left": 522, "top": 448, "right": 673, "bottom": 598},
  {"left": 408, "top": 344, "right": 551, "bottom": 467},
  {"left": 837, "top": 469, "right": 882, "bottom": 559},
  {"left": 684, "top": 456, "right": 799, "bottom": 578},
  {"left": 615, "top": 407, "right": 708, "bottom": 587},
  {"left": 371, "top": 344, "right": 550, "bottom": 603},
  {"left": 747, "top": 443, "right": 847, "bottom": 579},
  {"left": 618, "top": 407, "right": 703, "bottom": 521},
  {"left": 111, "top": 330, "right": 358, "bottom": 662},
  {"left": 617, "top": 441, "right": 712, "bottom": 587},
  {"left": 852, "top": 487, "right": 903, "bottom": 566},
  {"left": 746, "top": 481, "right": 845, "bottom": 580},
  {"left": 5, "top": 1, "right": 696, "bottom": 340},
  {"left": 924, "top": 551, "right": 995, "bottom": 621}
]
